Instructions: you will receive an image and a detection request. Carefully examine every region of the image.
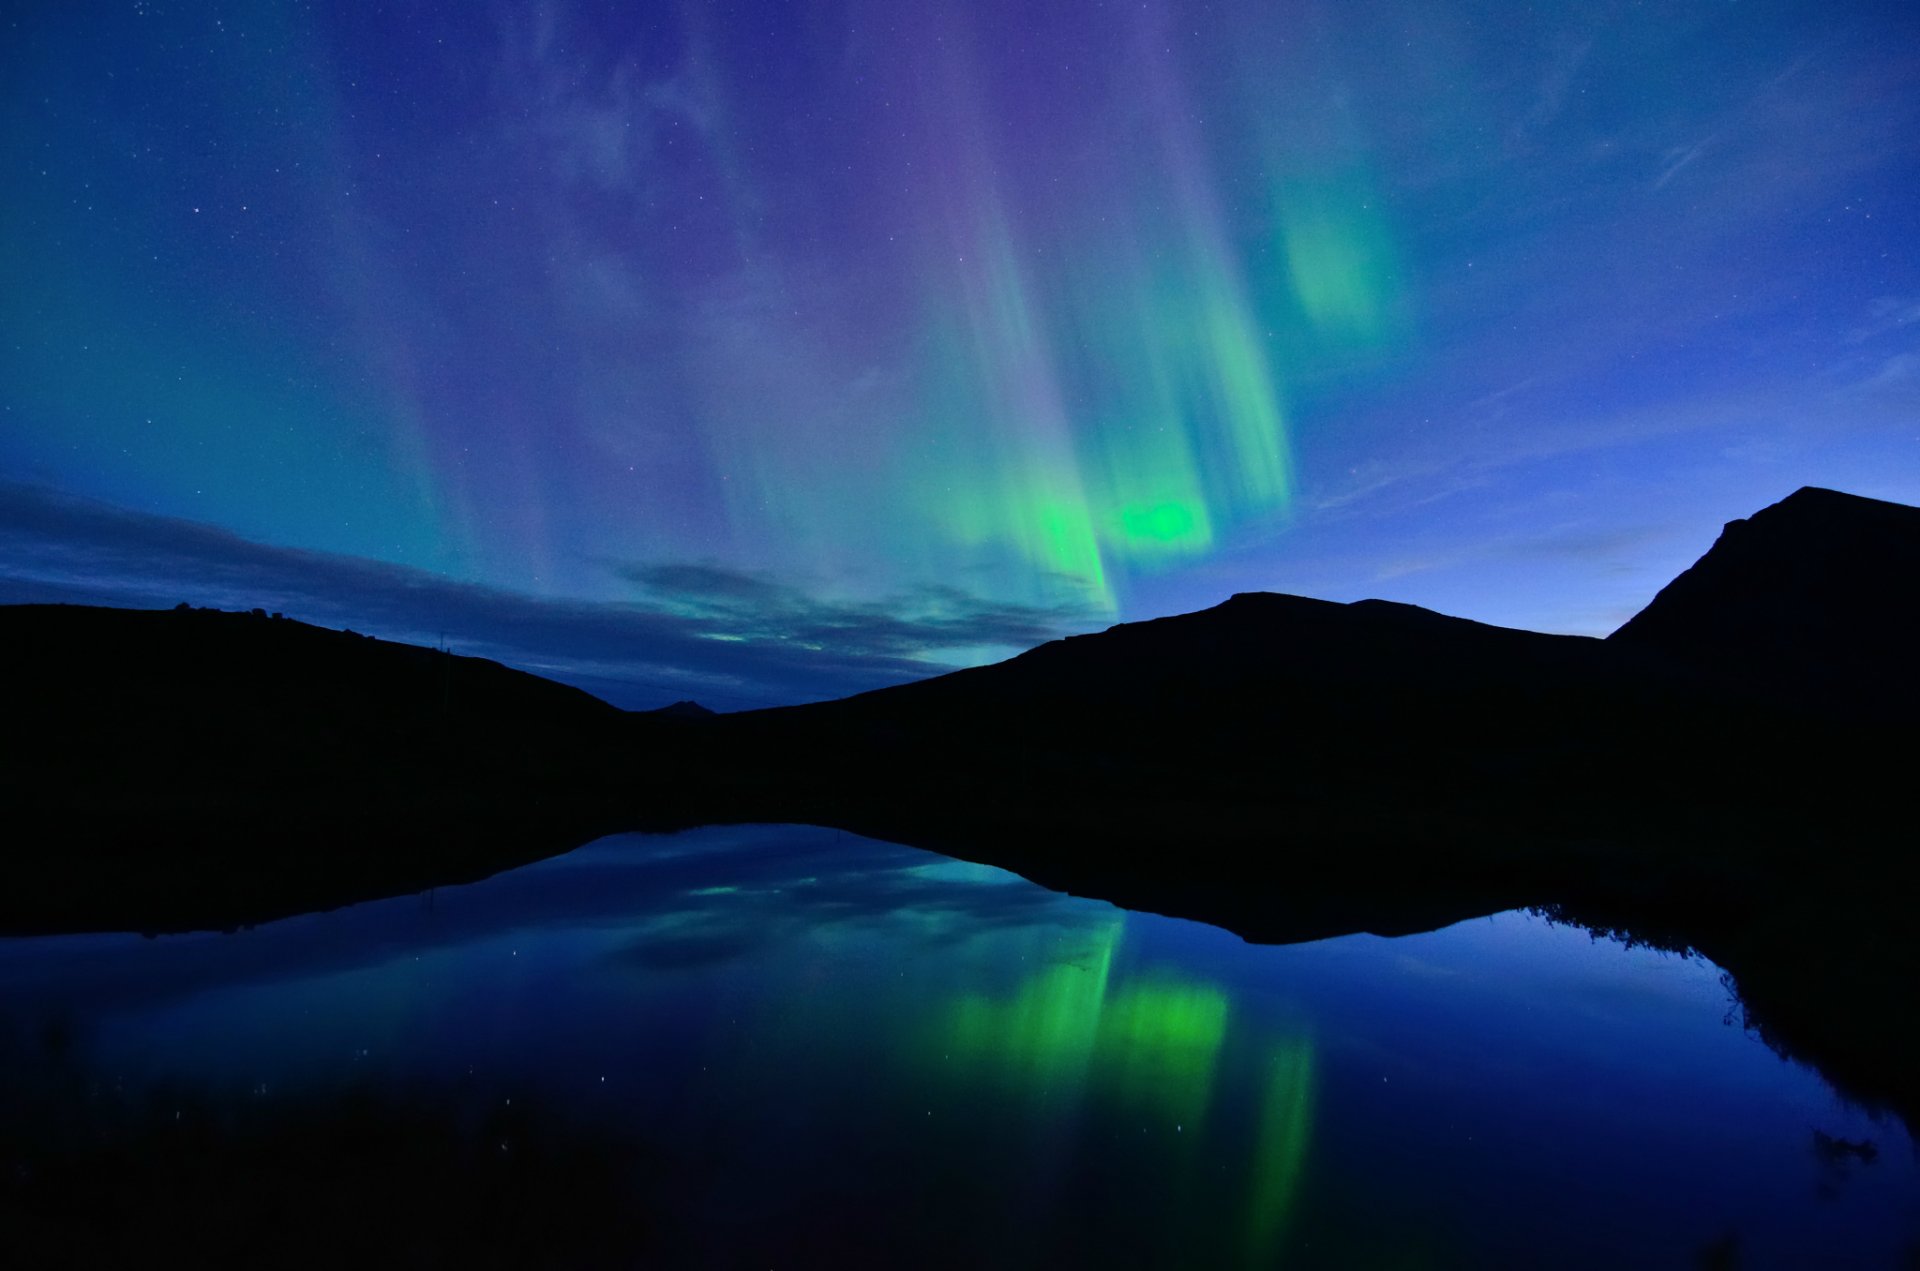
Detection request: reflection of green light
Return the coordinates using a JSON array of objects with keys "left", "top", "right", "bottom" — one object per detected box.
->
[
  {"left": 946, "top": 923, "right": 1119, "bottom": 1088},
  {"left": 917, "top": 910, "right": 1324, "bottom": 1264},
  {"left": 1245, "top": 1042, "right": 1316, "bottom": 1263},
  {"left": 936, "top": 923, "right": 1235, "bottom": 1136},
  {"left": 907, "top": 859, "right": 1019, "bottom": 886},
  {"left": 1097, "top": 979, "right": 1230, "bottom": 1124}
]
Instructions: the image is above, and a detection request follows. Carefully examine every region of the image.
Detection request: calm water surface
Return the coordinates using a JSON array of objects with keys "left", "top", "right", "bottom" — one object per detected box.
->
[{"left": 2, "top": 826, "right": 1914, "bottom": 1267}]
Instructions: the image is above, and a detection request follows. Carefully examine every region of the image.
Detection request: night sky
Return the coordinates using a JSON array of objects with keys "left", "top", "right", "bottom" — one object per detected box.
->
[{"left": 4, "top": 1, "right": 1917, "bottom": 708}]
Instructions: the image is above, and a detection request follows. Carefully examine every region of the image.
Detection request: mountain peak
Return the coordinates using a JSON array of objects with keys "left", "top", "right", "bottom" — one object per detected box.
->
[
  {"left": 1773, "top": 484, "right": 1899, "bottom": 509},
  {"left": 648, "top": 699, "right": 717, "bottom": 719},
  {"left": 1738, "top": 485, "right": 1913, "bottom": 526},
  {"left": 1609, "top": 486, "right": 1920, "bottom": 712}
]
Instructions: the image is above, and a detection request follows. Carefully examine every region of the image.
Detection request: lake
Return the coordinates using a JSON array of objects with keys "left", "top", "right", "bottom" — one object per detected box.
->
[{"left": 1, "top": 825, "right": 1913, "bottom": 1267}]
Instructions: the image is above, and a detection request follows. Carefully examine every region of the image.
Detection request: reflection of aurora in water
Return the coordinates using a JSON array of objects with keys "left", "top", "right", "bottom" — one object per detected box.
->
[
  {"left": 4, "top": 827, "right": 1914, "bottom": 1266},
  {"left": 929, "top": 918, "right": 1318, "bottom": 1261},
  {"left": 1247, "top": 1043, "right": 1317, "bottom": 1262}
]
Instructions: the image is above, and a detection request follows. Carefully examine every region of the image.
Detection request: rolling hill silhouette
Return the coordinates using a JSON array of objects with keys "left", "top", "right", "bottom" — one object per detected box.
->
[{"left": 1, "top": 604, "right": 660, "bottom": 932}]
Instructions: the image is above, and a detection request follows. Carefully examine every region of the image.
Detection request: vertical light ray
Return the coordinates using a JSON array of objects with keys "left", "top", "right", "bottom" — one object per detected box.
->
[
  {"left": 905, "top": 25, "right": 1113, "bottom": 607},
  {"left": 933, "top": 924, "right": 1235, "bottom": 1134},
  {"left": 942, "top": 919, "right": 1121, "bottom": 1091},
  {"left": 1097, "top": 979, "right": 1231, "bottom": 1125},
  {"left": 1198, "top": 295, "right": 1294, "bottom": 509},
  {"left": 5, "top": 0, "right": 1429, "bottom": 628},
  {"left": 0, "top": 2, "right": 458, "bottom": 570},
  {"left": 895, "top": 5, "right": 1307, "bottom": 608},
  {"left": 1130, "top": 8, "right": 1296, "bottom": 523},
  {"left": 1244, "top": 1041, "right": 1317, "bottom": 1263}
]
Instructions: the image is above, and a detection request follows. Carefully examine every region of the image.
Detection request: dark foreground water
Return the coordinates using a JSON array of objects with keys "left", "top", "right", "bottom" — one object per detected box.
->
[{"left": 1, "top": 826, "right": 1914, "bottom": 1268}]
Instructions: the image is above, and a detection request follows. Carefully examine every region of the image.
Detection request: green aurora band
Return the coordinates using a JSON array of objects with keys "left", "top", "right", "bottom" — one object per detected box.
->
[
  {"left": 0, "top": 2, "right": 1415, "bottom": 628},
  {"left": 885, "top": 12, "right": 1403, "bottom": 613}
]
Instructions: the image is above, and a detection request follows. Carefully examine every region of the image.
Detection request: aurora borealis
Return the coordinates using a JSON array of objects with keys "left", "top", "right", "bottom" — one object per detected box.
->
[{"left": 5, "top": 1, "right": 1918, "bottom": 705}]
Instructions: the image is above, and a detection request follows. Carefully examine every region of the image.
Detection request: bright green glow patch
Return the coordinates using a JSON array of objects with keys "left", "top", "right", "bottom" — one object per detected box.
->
[
  {"left": 1035, "top": 499, "right": 1109, "bottom": 595},
  {"left": 1086, "top": 403, "right": 1216, "bottom": 564},
  {"left": 1120, "top": 501, "right": 1201, "bottom": 544},
  {"left": 1244, "top": 1041, "right": 1317, "bottom": 1262}
]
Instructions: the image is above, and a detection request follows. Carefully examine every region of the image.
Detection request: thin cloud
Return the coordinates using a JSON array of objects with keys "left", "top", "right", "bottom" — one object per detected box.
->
[
  {"left": 1845, "top": 297, "right": 1920, "bottom": 346},
  {"left": 1652, "top": 134, "right": 1716, "bottom": 189},
  {"left": 1367, "top": 523, "right": 1673, "bottom": 587},
  {"left": 614, "top": 561, "right": 1102, "bottom": 660},
  {"left": 1507, "top": 34, "right": 1595, "bottom": 153},
  {"left": 1849, "top": 351, "right": 1920, "bottom": 397},
  {"left": 0, "top": 484, "right": 1094, "bottom": 710}
]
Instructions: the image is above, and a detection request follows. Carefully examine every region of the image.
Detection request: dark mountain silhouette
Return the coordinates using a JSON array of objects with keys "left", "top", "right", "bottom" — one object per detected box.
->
[
  {"left": 4, "top": 602, "right": 633, "bottom": 816},
  {"left": 646, "top": 699, "right": 717, "bottom": 719},
  {"left": 1610, "top": 486, "right": 1920, "bottom": 716},
  {"left": 716, "top": 486, "right": 1910, "bottom": 851},
  {"left": 1, "top": 486, "right": 1916, "bottom": 1125},
  {"left": 710, "top": 518, "right": 1899, "bottom": 890},
  {"left": 0, "top": 604, "right": 678, "bottom": 933},
  {"left": 703, "top": 589, "right": 1724, "bottom": 915}
]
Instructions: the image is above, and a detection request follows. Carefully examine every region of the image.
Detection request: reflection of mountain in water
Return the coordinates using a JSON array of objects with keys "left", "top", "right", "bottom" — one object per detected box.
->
[{"left": 3, "top": 487, "right": 1917, "bottom": 1127}]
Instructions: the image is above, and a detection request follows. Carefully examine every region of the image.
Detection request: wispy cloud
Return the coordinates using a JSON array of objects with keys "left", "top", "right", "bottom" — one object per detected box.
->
[
  {"left": 614, "top": 562, "right": 1095, "bottom": 662},
  {"left": 1302, "top": 367, "right": 1853, "bottom": 529},
  {"left": 497, "top": 6, "right": 653, "bottom": 196},
  {"left": 1507, "top": 34, "right": 1595, "bottom": 153},
  {"left": 1848, "top": 350, "right": 1920, "bottom": 397},
  {"left": 1651, "top": 134, "right": 1716, "bottom": 189},
  {"left": 1370, "top": 523, "right": 1676, "bottom": 585},
  {"left": 0, "top": 485, "right": 1096, "bottom": 710},
  {"left": 1845, "top": 296, "right": 1920, "bottom": 346}
]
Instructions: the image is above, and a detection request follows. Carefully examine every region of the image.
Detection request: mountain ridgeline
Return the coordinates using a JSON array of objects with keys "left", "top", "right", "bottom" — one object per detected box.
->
[
  {"left": 1, "top": 605, "right": 648, "bottom": 932},
  {"left": 722, "top": 486, "right": 1914, "bottom": 875},
  {"left": 5, "top": 485, "right": 1913, "bottom": 902},
  {"left": 4, "top": 486, "right": 1917, "bottom": 1122}
]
